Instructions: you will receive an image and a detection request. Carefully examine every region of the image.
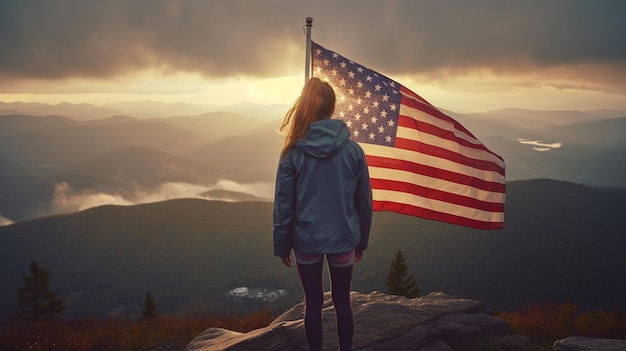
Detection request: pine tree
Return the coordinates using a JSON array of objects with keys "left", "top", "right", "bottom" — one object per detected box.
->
[
  {"left": 385, "top": 250, "right": 421, "bottom": 298},
  {"left": 14, "top": 261, "right": 65, "bottom": 322},
  {"left": 141, "top": 292, "right": 159, "bottom": 321}
]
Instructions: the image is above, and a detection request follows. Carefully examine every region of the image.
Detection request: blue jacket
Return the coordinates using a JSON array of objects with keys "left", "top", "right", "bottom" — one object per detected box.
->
[{"left": 273, "top": 119, "right": 373, "bottom": 258}]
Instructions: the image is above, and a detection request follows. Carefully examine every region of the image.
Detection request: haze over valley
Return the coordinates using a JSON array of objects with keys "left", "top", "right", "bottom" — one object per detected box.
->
[{"left": 1, "top": 101, "right": 625, "bottom": 224}]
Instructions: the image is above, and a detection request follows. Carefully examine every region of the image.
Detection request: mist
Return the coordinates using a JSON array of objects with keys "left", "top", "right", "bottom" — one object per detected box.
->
[
  {"left": 50, "top": 180, "right": 274, "bottom": 215},
  {"left": 0, "top": 214, "right": 14, "bottom": 227}
]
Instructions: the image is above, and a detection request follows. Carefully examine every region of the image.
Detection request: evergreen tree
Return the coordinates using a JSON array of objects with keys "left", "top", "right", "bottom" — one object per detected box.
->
[
  {"left": 14, "top": 261, "right": 65, "bottom": 322},
  {"left": 141, "top": 292, "right": 159, "bottom": 320},
  {"left": 385, "top": 250, "right": 421, "bottom": 298}
]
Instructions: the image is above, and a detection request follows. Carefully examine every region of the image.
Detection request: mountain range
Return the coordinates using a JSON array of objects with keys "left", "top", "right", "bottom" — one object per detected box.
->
[
  {"left": 1, "top": 101, "right": 625, "bottom": 320},
  {"left": 1, "top": 102, "right": 625, "bottom": 224}
]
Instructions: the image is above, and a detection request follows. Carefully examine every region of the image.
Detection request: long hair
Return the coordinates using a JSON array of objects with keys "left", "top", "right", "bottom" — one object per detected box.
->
[{"left": 279, "top": 77, "right": 336, "bottom": 158}]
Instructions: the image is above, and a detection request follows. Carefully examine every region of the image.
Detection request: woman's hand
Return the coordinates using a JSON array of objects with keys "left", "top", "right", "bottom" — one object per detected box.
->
[
  {"left": 355, "top": 250, "right": 364, "bottom": 263},
  {"left": 281, "top": 256, "right": 292, "bottom": 267}
]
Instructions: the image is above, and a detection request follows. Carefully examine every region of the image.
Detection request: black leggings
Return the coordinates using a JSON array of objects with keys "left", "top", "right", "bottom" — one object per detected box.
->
[{"left": 297, "top": 260, "right": 354, "bottom": 351}]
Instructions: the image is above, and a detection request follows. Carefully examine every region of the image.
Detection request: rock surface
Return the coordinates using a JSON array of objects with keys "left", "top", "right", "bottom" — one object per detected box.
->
[
  {"left": 552, "top": 336, "right": 626, "bottom": 351},
  {"left": 185, "top": 291, "right": 530, "bottom": 351}
]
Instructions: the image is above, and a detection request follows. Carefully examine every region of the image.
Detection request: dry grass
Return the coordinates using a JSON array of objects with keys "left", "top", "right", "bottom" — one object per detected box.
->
[{"left": 0, "top": 309, "right": 274, "bottom": 351}]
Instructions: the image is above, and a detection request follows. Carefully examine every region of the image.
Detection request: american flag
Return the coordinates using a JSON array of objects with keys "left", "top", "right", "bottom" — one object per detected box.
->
[{"left": 311, "top": 41, "right": 505, "bottom": 230}]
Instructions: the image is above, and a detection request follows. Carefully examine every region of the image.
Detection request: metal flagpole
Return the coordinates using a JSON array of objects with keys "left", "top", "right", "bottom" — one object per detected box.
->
[{"left": 304, "top": 17, "right": 313, "bottom": 83}]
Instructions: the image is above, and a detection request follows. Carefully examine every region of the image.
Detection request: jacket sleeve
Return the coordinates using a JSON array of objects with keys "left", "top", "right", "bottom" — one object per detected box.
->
[
  {"left": 273, "top": 155, "right": 296, "bottom": 258},
  {"left": 355, "top": 148, "right": 373, "bottom": 251}
]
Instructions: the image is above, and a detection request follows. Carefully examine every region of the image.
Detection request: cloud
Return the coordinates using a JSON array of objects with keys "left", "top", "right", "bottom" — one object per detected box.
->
[
  {"left": 52, "top": 182, "right": 133, "bottom": 213},
  {"left": 1, "top": 0, "right": 625, "bottom": 92},
  {"left": 50, "top": 180, "right": 273, "bottom": 215}
]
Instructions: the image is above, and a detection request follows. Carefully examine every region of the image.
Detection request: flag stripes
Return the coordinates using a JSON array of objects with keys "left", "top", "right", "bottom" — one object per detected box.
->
[{"left": 311, "top": 41, "right": 506, "bottom": 229}]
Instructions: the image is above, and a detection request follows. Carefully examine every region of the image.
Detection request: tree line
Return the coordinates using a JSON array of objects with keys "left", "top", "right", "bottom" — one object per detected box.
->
[{"left": 9, "top": 251, "right": 420, "bottom": 323}]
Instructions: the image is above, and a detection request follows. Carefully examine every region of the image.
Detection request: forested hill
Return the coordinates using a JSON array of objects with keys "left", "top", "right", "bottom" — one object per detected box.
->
[{"left": 1, "top": 179, "right": 625, "bottom": 319}]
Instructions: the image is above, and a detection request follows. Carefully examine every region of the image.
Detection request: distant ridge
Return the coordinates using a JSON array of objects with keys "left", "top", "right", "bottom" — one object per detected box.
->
[{"left": 1, "top": 179, "right": 624, "bottom": 320}]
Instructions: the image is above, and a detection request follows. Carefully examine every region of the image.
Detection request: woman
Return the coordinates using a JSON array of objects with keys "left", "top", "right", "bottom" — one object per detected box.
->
[{"left": 273, "top": 77, "right": 373, "bottom": 351}]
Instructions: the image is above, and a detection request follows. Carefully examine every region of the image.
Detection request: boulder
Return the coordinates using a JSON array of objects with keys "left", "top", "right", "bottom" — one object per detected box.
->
[
  {"left": 185, "top": 291, "right": 529, "bottom": 351},
  {"left": 552, "top": 336, "right": 626, "bottom": 351}
]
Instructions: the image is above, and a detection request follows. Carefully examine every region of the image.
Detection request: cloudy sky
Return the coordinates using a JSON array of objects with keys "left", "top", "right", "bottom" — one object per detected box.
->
[{"left": 1, "top": 0, "right": 625, "bottom": 112}]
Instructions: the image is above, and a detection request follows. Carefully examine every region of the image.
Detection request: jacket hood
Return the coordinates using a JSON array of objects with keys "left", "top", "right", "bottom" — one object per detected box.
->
[{"left": 295, "top": 119, "right": 351, "bottom": 158}]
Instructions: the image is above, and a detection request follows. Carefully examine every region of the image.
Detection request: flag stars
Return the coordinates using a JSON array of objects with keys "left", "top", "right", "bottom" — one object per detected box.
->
[{"left": 311, "top": 43, "right": 401, "bottom": 147}]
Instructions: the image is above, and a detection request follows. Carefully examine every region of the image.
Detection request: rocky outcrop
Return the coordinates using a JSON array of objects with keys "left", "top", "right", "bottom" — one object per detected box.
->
[
  {"left": 185, "top": 291, "right": 530, "bottom": 351},
  {"left": 552, "top": 336, "right": 626, "bottom": 351}
]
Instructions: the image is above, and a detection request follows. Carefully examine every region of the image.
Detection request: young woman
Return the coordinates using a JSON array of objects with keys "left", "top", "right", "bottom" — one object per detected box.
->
[{"left": 273, "top": 77, "right": 373, "bottom": 351}]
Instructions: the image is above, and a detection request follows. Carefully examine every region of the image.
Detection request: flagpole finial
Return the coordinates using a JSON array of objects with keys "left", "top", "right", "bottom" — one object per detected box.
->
[{"left": 306, "top": 17, "right": 313, "bottom": 25}]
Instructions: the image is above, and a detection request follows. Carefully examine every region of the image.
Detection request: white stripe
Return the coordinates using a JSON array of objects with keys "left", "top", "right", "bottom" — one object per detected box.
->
[
  {"left": 373, "top": 189, "right": 504, "bottom": 223},
  {"left": 360, "top": 143, "right": 505, "bottom": 184},
  {"left": 369, "top": 166, "right": 506, "bottom": 203},
  {"left": 397, "top": 125, "right": 506, "bottom": 169}
]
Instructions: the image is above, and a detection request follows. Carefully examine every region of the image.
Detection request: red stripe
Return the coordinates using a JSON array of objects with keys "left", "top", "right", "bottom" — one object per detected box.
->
[
  {"left": 398, "top": 114, "right": 497, "bottom": 156},
  {"left": 370, "top": 178, "right": 504, "bottom": 212},
  {"left": 366, "top": 155, "right": 505, "bottom": 193},
  {"left": 399, "top": 85, "right": 434, "bottom": 108},
  {"left": 394, "top": 137, "right": 505, "bottom": 176},
  {"left": 400, "top": 88, "right": 477, "bottom": 140},
  {"left": 373, "top": 200, "right": 504, "bottom": 230}
]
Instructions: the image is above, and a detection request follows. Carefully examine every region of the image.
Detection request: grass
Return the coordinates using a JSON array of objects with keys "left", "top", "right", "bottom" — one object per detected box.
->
[
  {"left": 0, "top": 308, "right": 274, "bottom": 351},
  {"left": 1, "top": 302, "right": 624, "bottom": 351},
  {"left": 496, "top": 302, "right": 626, "bottom": 347}
]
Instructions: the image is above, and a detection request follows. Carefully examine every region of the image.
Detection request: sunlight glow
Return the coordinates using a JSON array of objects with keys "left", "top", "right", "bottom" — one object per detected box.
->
[{"left": 1, "top": 70, "right": 626, "bottom": 113}]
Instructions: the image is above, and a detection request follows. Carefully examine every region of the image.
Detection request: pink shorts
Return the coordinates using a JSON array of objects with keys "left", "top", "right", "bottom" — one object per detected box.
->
[{"left": 295, "top": 250, "right": 355, "bottom": 268}]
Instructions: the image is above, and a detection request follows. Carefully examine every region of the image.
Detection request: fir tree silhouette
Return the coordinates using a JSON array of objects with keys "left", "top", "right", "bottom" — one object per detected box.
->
[
  {"left": 141, "top": 291, "right": 159, "bottom": 320},
  {"left": 13, "top": 261, "right": 65, "bottom": 322},
  {"left": 385, "top": 250, "right": 421, "bottom": 298}
]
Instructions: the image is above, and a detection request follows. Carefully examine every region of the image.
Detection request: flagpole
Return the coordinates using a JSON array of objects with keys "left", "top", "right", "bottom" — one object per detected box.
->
[{"left": 304, "top": 17, "right": 313, "bottom": 83}]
